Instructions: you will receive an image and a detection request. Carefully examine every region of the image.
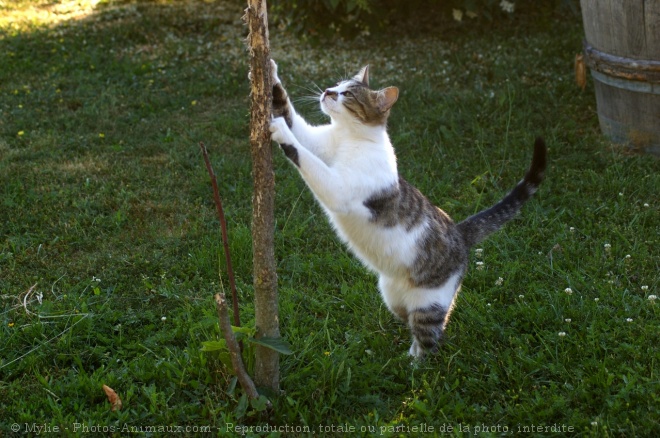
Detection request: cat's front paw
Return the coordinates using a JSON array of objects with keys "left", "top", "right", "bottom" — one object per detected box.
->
[
  {"left": 247, "top": 60, "right": 280, "bottom": 84},
  {"left": 269, "top": 117, "right": 294, "bottom": 145},
  {"left": 270, "top": 59, "right": 281, "bottom": 86},
  {"left": 270, "top": 117, "right": 300, "bottom": 167}
]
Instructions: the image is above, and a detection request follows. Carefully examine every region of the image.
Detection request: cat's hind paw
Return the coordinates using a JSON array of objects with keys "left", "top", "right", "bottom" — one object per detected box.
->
[{"left": 408, "top": 340, "right": 425, "bottom": 359}]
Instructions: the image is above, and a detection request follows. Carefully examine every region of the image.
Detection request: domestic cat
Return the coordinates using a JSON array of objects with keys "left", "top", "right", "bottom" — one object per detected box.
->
[{"left": 268, "top": 60, "right": 546, "bottom": 357}]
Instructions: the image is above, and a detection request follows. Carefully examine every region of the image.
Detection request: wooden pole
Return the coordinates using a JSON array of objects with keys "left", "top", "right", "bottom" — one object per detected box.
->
[{"left": 244, "top": 0, "right": 279, "bottom": 392}]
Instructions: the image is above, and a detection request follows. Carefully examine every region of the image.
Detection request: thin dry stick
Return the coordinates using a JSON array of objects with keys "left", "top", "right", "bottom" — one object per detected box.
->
[
  {"left": 199, "top": 142, "right": 241, "bottom": 328},
  {"left": 214, "top": 293, "right": 259, "bottom": 400}
]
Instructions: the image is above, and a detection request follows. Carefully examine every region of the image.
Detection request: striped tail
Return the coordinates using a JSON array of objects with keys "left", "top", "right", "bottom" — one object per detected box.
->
[{"left": 457, "top": 138, "right": 547, "bottom": 248}]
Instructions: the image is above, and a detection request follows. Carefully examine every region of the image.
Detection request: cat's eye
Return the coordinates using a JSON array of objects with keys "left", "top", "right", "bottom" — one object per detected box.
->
[{"left": 340, "top": 91, "right": 354, "bottom": 98}]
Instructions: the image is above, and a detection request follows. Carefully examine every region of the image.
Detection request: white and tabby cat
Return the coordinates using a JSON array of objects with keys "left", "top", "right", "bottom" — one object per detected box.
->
[{"left": 268, "top": 61, "right": 546, "bottom": 358}]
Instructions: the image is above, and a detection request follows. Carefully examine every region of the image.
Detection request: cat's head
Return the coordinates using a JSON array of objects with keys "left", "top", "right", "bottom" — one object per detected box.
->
[{"left": 320, "top": 66, "right": 399, "bottom": 127}]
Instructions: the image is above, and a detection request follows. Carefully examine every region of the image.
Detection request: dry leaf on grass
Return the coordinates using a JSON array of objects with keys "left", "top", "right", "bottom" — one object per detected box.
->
[
  {"left": 102, "top": 384, "right": 122, "bottom": 411},
  {"left": 575, "top": 53, "right": 587, "bottom": 90}
]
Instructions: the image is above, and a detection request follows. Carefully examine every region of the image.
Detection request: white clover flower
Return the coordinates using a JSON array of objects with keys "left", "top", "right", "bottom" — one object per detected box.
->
[
  {"left": 643, "top": 203, "right": 649, "bottom": 208},
  {"left": 499, "top": 0, "right": 515, "bottom": 13},
  {"left": 591, "top": 421, "right": 598, "bottom": 426},
  {"left": 564, "top": 287, "right": 573, "bottom": 295},
  {"left": 626, "top": 318, "right": 633, "bottom": 323},
  {"left": 495, "top": 277, "right": 504, "bottom": 286},
  {"left": 618, "top": 192, "right": 624, "bottom": 197},
  {"left": 625, "top": 254, "right": 631, "bottom": 259},
  {"left": 565, "top": 318, "right": 572, "bottom": 323},
  {"left": 569, "top": 227, "right": 575, "bottom": 233},
  {"left": 648, "top": 295, "right": 657, "bottom": 301},
  {"left": 558, "top": 332, "right": 566, "bottom": 337},
  {"left": 641, "top": 285, "right": 649, "bottom": 291},
  {"left": 476, "top": 261, "right": 485, "bottom": 271},
  {"left": 161, "top": 316, "right": 167, "bottom": 321},
  {"left": 475, "top": 248, "right": 484, "bottom": 258},
  {"left": 594, "top": 298, "right": 600, "bottom": 302},
  {"left": 518, "top": 294, "right": 525, "bottom": 299},
  {"left": 604, "top": 243, "right": 611, "bottom": 251}
]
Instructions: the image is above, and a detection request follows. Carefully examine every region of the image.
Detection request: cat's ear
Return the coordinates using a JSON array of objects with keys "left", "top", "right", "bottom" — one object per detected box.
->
[
  {"left": 353, "top": 65, "right": 369, "bottom": 86},
  {"left": 377, "top": 87, "right": 399, "bottom": 112}
]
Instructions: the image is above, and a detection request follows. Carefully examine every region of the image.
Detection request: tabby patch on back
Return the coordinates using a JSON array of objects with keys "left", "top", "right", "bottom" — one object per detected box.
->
[{"left": 267, "top": 60, "right": 547, "bottom": 358}]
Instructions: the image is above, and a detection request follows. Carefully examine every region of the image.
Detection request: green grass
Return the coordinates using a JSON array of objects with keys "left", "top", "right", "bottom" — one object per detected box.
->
[{"left": 1, "top": 1, "right": 659, "bottom": 436}]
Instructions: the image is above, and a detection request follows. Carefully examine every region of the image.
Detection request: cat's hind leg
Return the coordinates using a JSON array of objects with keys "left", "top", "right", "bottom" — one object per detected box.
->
[
  {"left": 377, "top": 276, "right": 409, "bottom": 321},
  {"left": 405, "top": 274, "right": 461, "bottom": 358},
  {"left": 378, "top": 274, "right": 459, "bottom": 358},
  {"left": 408, "top": 304, "right": 448, "bottom": 357}
]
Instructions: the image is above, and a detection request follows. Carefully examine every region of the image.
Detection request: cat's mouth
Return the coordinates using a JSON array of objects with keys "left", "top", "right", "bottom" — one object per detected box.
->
[{"left": 320, "top": 92, "right": 340, "bottom": 117}]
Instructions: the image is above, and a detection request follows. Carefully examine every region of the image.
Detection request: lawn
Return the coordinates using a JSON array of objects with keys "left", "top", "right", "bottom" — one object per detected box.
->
[{"left": 1, "top": 0, "right": 658, "bottom": 436}]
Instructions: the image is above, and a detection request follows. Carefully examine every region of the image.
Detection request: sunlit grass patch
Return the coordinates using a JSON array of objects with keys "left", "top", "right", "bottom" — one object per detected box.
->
[{"left": 0, "top": 0, "right": 101, "bottom": 30}]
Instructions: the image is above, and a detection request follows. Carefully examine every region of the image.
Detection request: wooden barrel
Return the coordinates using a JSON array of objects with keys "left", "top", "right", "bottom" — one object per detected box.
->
[{"left": 580, "top": 0, "right": 660, "bottom": 155}]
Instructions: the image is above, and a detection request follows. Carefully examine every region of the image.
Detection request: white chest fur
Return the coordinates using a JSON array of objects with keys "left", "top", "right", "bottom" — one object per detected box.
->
[{"left": 330, "top": 211, "right": 427, "bottom": 277}]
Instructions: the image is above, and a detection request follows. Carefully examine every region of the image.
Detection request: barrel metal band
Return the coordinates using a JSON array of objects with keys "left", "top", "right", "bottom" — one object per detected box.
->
[
  {"left": 591, "top": 70, "right": 660, "bottom": 95},
  {"left": 583, "top": 41, "right": 660, "bottom": 84}
]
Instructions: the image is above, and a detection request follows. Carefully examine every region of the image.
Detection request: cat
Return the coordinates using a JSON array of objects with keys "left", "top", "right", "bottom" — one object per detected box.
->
[{"left": 268, "top": 60, "right": 547, "bottom": 358}]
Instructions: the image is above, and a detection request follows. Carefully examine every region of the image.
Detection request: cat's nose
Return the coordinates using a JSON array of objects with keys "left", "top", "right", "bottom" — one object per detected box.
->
[{"left": 324, "top": 89, "right": 338, "bottom": 101}]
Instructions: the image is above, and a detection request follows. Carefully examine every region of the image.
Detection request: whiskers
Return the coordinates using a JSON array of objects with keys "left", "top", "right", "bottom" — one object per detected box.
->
[
  {"left": 292, "top": 93, "right": 322, "bottom": 104},
  {"left": 290, "top": 82, "right": 324, "bottom": 117},
  {"left": 291, "top": 82, "right": 323, "bottom": 100}
]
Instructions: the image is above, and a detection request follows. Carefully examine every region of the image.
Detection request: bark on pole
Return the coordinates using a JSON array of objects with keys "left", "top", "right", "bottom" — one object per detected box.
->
[{"left": 244, "top": 0, "right": 279, "bottom": 392}]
